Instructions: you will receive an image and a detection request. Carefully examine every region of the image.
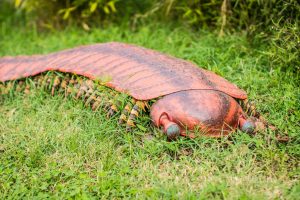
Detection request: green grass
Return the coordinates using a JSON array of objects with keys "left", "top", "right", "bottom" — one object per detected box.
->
[{"left": 0, "top": 24, "right": 299, "bottom": 199}]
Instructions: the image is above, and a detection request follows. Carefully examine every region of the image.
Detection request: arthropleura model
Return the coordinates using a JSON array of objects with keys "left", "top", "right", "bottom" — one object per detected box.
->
[{"left": 0, "top": 42, "right": 264, "bottom": 139}]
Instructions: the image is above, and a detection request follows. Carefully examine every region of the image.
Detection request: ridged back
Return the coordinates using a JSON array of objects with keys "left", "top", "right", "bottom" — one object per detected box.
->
[{"left": 0, "top": 42, "right": 247, "bottom": 100}]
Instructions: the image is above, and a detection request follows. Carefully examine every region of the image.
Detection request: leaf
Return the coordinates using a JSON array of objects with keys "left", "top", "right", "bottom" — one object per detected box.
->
[
  {"left": 82, "top": 22, "right": 90, "bottom": 31},
  {"left": 108, "top": 1, "right": 117, "bottom": 13},
  {"left": 103, "top": 6, "right": 110, "bottom": 14},
  {"left": 90, "top": 2, "right": 98, "bottom": 13},
  {"left": 63, "top": 11, "right": 70, "bottom": 20},
  {"left": 183, "top": 9, "right": 192, "bottom": 18},
  {"left": 15, "top": 0, "right": 22, "bottom": 8},
  {"left": 59, "top": 7, "right": 76, "bottom": 20}
]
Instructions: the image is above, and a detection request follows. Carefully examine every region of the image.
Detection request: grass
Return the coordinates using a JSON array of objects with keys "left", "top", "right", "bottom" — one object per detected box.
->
[{"left": 0, "top": 23, "right": 299, "bottom": 199}]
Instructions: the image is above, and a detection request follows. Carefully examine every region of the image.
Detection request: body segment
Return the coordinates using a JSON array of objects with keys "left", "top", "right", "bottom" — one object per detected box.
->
[
  {"left": 150, "top": 90, "right": 244, "bottom": 138},
  {"left": 0, "top": 42, "right": 259, "bottom": 138},
  {"left": 0, "top": 42, "right": 247, "bottom": 100}
]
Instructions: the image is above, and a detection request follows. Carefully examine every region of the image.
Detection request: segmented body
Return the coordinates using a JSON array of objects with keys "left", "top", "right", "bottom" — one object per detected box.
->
[
  {"left": 0, "top": 71, "right": 259, "bottom": 133},
  {"left": 0, "top": 72, "right": 153, "bottom": 130},
  {"left": 0, "top": 42, "right": 247, "bottom": 100},
  {"left": 0, "top": 42, "right": 261, "bottom": 137}
]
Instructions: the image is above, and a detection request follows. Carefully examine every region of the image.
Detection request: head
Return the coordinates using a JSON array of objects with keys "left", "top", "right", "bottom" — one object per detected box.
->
[{"left": 150, "top": 90, "right": 256, "bottom": 139}]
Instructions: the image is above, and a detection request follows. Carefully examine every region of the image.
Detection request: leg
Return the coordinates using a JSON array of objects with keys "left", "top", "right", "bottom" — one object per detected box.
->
[
  {"left": 51, "top": 76, "right": 61, "bottom": 96},
  {"left": 84, "top": 90, "right": 98, "bottom": 107},
  {"left": 126, "top": 103, "right": 139, "bottom": 131},
  {"left": 106, "top": 92, "right": 122, "bottom": 118},
  {"left": 15, "top": 81, "right": 25, "bottom": 92},
  {"left": 107, "top": 105, "right": 118, "bottom": 117},
  {"left": 59, "top": 75, "right": 70, "bottom": 96},
  {"left": 125, "top": 100, "right": 148, "bottom": 131},
  {"left": 0, "top": 82, "right": 9, "bottom": 95},
  {"left": 76, "top": 79, "right": 94, "bottom": 99},
  {"left": 91, "top": 92, "right": 110, "bottom": 111},
  {"left": 240, "top": 99, "right": 260, "bottom": 118},
  {"left": 118, "top": 103, "right": 132, "bottom": 124},
  {"left": 42, "top": 72, "right": 56, "bottom": 91},
  {"left": 239, "top": 99, "right": 271, "bottom": 133},
  {"left": 24, "top": 79, "right": 34, "bottom": 95},
  {"left": 4, "top": 82, "right": 14, "bottom": 95},
  {"left": 65, "top": 76, "right": 78, "bottom": 97},
  {"left": 91, "top": 96, "right": 102, "bottom": 111}
]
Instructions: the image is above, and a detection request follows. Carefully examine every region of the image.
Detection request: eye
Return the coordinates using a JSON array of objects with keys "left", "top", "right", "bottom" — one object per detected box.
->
[
  {"left": 159, "top": 113, "right": 180, "bottom": 140},
  {"left": 241, "top": 119, "right": 256, "bottom": 134},
  {"left": 165, "top": 123, "right": 180, "bottom": 140}
]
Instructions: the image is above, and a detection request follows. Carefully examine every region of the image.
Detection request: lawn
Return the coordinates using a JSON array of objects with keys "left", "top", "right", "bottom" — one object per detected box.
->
[{"left": 0, "top": 23, "right": 299, "bottom": 199}]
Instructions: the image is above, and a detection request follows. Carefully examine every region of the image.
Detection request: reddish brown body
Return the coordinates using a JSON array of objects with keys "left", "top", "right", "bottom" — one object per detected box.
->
[
  {"left": 151, "top": 90, "right": 245, "bottom": 137},
  {"left": 0, "top": 42, "right": 255, "bottom": 138}
]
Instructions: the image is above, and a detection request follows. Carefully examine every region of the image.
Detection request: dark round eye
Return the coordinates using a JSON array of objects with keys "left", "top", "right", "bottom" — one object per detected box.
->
[
  {"left": 241, "top": 120, "right": 256, "bottom": 134},
  {"left": 166, "top": 123, "right": 180, "bottom": 140}
]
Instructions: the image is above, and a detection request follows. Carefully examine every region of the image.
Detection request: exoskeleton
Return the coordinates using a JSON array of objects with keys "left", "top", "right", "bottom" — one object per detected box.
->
[{"left": 0, "top": 42, "right": 266, "bottom": 139}]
